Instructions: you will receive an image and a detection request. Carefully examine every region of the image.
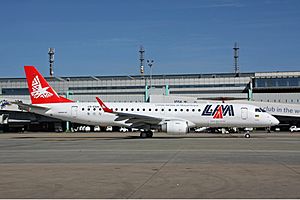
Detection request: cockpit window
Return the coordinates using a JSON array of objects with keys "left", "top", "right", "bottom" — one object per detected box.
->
[
  {"left": 255, "top": 108, "right": 261, "bottom": 112},
  {"left": 260, "top": 108, "right": 266, "bottom": 112}
]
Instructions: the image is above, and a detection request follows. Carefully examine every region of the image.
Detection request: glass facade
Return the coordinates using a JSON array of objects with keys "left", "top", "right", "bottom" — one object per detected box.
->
[
  {"left": 70, "top": 83, "right": 247, "bottom": 91},
  {"left": 2, "top": 88, "right": 29, "bottom": 95},
  {"left": 69, "top": 86, "right": 145, "bottom": 90},
  {"left": 254, "top": 77, "right": 300, "bottom": 88}
]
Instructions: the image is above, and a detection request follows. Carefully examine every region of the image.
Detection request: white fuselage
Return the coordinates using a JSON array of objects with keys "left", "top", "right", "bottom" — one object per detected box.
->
[{"left": 30, "top": 102, "right": 279, "bottom": 129}]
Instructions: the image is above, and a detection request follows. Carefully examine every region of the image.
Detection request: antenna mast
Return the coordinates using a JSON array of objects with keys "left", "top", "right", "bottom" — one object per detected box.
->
[
  {"left": 233, "top": 42, "right": 239, "bottom": 77},
  {"left": 139, "top": 46, "right": 145, "bottom": 76},
  {"left": 48, "top": 48, "right": 55, "bottom": 77}
]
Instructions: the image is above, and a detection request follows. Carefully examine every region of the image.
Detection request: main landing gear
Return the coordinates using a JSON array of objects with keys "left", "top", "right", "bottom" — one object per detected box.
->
[{"left": 140, "top": 130, "right": 153, "bottom": 138}]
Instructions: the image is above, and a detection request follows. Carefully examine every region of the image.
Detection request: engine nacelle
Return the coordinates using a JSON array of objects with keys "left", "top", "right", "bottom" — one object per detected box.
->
[{"left": 161, "top": 120, "right": 188, "bottom": 135}]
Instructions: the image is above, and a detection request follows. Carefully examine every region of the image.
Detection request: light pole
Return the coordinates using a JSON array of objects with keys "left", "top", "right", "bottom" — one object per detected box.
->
[
  {"left": 65, "top": 89, "right": 73, "bottom": 132},
  {"left": 147, "top": 59, "right": 154, "bottom": 89}
]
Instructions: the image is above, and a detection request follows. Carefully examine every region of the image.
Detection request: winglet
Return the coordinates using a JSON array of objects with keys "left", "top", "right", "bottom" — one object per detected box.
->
[{"left": 96, "top": 97, "right": 113, "bottom": 113}]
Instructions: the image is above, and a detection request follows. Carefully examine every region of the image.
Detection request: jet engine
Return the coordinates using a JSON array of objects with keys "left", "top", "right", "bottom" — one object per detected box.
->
[{"left": 161, "top": 120, "right": 188, "bottom": 134}]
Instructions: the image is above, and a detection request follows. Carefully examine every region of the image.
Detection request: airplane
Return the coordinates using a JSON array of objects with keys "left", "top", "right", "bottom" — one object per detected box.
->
[{"left": 13, "top": 66, "right": 279, "bottom": 138}]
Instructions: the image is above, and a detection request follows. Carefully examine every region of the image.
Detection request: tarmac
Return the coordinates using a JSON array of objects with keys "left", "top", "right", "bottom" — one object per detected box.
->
[{"left": 0, "top": 131, "right": 299, "bottom": 199}]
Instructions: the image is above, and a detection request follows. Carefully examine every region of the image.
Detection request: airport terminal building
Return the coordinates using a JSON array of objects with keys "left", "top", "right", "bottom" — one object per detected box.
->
[{"left": 0, "top": 70, "right": 300, "bottom": 131}]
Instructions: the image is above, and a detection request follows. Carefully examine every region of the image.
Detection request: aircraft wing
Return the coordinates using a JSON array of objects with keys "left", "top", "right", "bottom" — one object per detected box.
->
[
  {"left": 96, "top": 97, "right": 162, "bottom": 128},
  {"left": 10, "top": 100, "right": 50, "bottom": 111},
  {"left": 114, "top": 112, "right": 162, "bottom": 128}
]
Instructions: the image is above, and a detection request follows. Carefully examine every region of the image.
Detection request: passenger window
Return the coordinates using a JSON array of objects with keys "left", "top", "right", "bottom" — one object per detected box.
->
[
  {"left": 99, "top": 108, "right": 102, "bottom": 111},
  {"left": 161, "top": 109, "right": 164, "bottom": 111},
  {"left": 82, "top": 108, "right": 84, "bottom": 111},
  {"left": 126, "top": 108, "right": 128, "bottom": 111},
  {"left": 131, "top": 108, "right": 134, "bottom": 111},
  {"left": 192, "top": 109, "right": 195, "bottom": 112},
  {"left": 186, "top": 109, "right": 189, "bottom": 112},
  {"left": 143, "top": 108, "right": 145, "bottom": 111},
  {"left": 255, "top": 108, "right": 261, "bottom": 112},
  {"left": 175, "top": 109, "right": 177, "bottom": 112},
  {"left": 180, "top": 109, "right": 183, "bottom": 112},
  {"left": 155, "top": 109, "right": 158, "bottom": 111},
  {"left": 149, "top": 108, "right": 152, "bottom": 111},
  {"left": 198, "top": 109, "right": 201, "bottom": 112},
  {"left": 137, "top": 108, "right": 140, "bottom": 111},
  {"left": 87, "top": 108, "right": 90, "bottom": 111},
  {"left": 115, "top": 108, "right": 118, "bottom": 111},
  {"left": 121, "top": 108, "right": 123, "bottom": 111},
  {"left": 169, "top": 109, "right": 171, "bottom": 112},
  {"left": 93, "top": 108, "right": 96, "bottom": 111}
]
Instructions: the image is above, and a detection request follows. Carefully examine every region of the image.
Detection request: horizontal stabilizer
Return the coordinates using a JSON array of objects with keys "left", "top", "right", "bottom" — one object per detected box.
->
[{"left": 11, "top": 100, "right": 50, "bottom": 112}]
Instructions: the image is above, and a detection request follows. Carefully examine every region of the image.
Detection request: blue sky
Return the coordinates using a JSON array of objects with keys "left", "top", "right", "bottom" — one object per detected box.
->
[{"left": 0, "top": 0, "right": 300, "bottom": 77}]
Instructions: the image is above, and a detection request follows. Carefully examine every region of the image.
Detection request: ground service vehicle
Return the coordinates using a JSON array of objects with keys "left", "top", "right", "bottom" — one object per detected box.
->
[{"left": 290, "top": 126, "right": 300, "bottom": 132}]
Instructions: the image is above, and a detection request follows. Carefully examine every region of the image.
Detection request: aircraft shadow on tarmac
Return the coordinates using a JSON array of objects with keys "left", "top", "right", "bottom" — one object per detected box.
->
[{"left": 10, "top": 134, "right": 260, "bottom": 141}]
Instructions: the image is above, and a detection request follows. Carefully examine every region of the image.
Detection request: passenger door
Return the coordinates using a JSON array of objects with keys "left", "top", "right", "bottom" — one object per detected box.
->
[
  {"left": 241, "top": 107, "right": 248, "bottom": 120},
  {"left": 71, "top": 106, "right": 78, "bottom": 118}
]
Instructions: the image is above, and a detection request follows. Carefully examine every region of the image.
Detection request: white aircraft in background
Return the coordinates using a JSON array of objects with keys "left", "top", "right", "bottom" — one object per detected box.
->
[{"left": 14, "top": 66, "right": 279, "bottom": 138}]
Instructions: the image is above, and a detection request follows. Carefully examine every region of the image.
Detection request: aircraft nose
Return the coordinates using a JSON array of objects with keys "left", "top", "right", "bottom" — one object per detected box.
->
[{"left": 270, "top": 115, "right": 280, "bottom": 125}]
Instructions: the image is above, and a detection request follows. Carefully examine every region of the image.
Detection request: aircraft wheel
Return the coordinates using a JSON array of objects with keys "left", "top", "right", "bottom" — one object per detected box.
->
[
  {"left": 146, "top": 131, "right": 153, "bottom": 138},
  {"left": 244, "top": 133, "right": 251, "bottom": 138},
  {"left": 140, "top": 131, "right": 148, "bottom": 138}
]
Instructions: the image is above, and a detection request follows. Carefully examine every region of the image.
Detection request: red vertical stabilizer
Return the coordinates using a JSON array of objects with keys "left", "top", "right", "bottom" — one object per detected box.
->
[{"left": 24, "top": 66, "right": 73, "bottom": 104}]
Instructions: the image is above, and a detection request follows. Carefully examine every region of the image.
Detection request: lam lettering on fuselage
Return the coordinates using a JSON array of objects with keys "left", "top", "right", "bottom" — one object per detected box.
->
[{"left": 202, "top": 105, "right": 234, "bottom": 119}]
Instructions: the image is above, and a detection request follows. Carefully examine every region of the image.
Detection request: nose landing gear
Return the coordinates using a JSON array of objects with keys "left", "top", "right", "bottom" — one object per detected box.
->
[{"left": 244, "top": 131, "right": 251, "bottom": 138}]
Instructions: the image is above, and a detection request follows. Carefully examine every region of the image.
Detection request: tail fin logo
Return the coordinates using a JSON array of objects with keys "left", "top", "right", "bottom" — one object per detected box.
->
[{"left": 31, "top": 75, "right": 53, "bottom": 99}]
